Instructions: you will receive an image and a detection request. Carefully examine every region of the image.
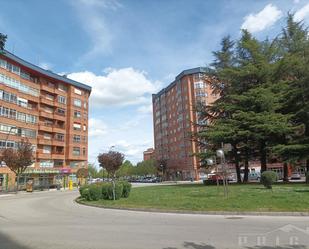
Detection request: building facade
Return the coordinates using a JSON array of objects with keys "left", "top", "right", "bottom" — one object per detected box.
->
[
  {"left": 143, "top": 148, "right": 155, "bottom": 161},
  {"left": 152, "top": 68, "right": 217, "bottom": 180},
  {"left": 0, "top": 51, "right": 91, "bottom": 191}
]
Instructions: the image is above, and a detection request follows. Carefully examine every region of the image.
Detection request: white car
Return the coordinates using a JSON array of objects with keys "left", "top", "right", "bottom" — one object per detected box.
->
[{"left": 290, "top": 172, "right": 301, "bottom": 180}]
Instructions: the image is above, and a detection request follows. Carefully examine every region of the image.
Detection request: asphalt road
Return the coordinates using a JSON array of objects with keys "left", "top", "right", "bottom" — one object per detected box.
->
[{"left": 0, "top": 190, "right": 308, "bottom": 249}]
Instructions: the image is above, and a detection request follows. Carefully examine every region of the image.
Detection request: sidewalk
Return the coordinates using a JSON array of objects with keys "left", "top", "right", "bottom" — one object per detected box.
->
[{"left": 0, "top": 187, "right": 78, "bottom": 197}]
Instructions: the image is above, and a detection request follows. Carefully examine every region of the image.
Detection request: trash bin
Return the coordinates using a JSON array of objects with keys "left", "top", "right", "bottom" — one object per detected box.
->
[{"left": 26, "top": 180, "right": 33, "bottom": 192}]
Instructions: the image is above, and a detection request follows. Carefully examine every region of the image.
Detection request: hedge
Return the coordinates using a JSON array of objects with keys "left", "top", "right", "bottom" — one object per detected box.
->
[
  {"left": 261, "top": 171, "right": 278, "bottom": 189},
  {"left": 80, "top": 181, "right": 132, "bottom": 201}
]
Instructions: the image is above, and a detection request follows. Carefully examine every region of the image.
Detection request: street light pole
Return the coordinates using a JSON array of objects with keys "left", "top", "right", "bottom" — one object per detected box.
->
[
  {"left": 4, "top": 126, "right": 17, "bottom": 144},
  {"left": 216, "top": 148, "right": 228, "bottom": 198}
]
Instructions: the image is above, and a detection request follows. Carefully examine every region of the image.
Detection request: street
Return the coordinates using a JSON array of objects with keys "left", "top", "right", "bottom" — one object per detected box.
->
[{"left": 0, "top": 190, "right": 308, "bottom": 249}]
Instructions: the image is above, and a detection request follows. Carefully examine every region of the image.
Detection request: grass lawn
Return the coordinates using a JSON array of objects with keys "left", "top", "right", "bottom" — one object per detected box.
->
[{"left": 78, "top": 183, "right": 309, "bottom": 212}]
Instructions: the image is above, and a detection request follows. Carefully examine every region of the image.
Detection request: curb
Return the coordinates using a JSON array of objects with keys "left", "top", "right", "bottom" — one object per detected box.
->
[{"left": 74, "top": 198, "right": 309, "bottom": 217}]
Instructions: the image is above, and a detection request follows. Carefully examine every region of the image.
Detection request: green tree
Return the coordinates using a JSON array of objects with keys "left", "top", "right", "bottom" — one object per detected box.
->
[
  {"left": 98, "top": 150, "right": 124, "bottom": 200},
  {"left": 87, "top": 164, "right": 98, "bottom": 178},
  {"left": 273, "top": 14, "right": 309, "bottom": 181},
  {"left": 0, "top": 33, "right": 7, "bottom": 51},
  {"left": 0, "top": 139, "right": 34, "bottom": 191}
]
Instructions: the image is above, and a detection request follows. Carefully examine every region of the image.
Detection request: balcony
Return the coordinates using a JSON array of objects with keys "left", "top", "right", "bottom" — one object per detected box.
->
[
  {"left": 38, "top": 123, "right": 53, "bottom": 132},
  {"left": 37, "top": 137, "right": 52, "bottom": 145},
  {"left": 52, "top": 125, "right": 66, "bottom": 133},
  {"left": 52, "top": 152, "right": 65, "bottom": 160},
  {"left": 53, "top": 113, "right": 66, "bottom": 121},
  {"left": 52, "top": 139, "right": 65, "bottom": 147},
  {"left": 40, "top": 97, "right": 55, "bottom": 106},
  {"left": 36, "top": 151, "right": 52, "bottom": 159},
  {"left": 39, "top": 110, "right": 54, "bottom": 119},
  {"left": 41, "top": 84, "right": 55, "bottom": 94}
]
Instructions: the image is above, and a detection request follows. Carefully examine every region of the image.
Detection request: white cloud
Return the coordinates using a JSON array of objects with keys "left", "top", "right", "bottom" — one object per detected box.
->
[
  {"left": 137, "top": 104, "right": 153, "bottom": 114},
  {"left": 88, "top": 118, "right": 108, "bottom": 137},
  {"left": 295, "top": 3, "right": 309, "bottom": 22},
  {"left": 241, "top": 4, "right": 283, "bottom": 33},
  {"left": 71, "top": 0, "right": 121, "bottom": 59},
  {"left": 109, "top": 140, "right": 152, "bottom": 160},
  {"left": 67, "top": 67, "right": 160, "bottom": 107}
]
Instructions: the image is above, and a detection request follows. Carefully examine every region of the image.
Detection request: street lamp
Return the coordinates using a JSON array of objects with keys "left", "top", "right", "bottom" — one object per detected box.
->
[
  {"left": 5, "top": 126, "right": 17, "bottom": 144},
  {"left": 206, "top": 158, "right": 219, "bottom": 193},
  {"left": 216, "top": 148, "right": 228, "bottom": 197}
]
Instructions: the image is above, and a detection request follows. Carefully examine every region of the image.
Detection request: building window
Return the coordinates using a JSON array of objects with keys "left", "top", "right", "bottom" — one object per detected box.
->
[
  {"left": 40, "top": 160, "right": 54, "bottom": 168},
  {"left": 74, "top": 110, "right": 81, "bottom": 118},
  {"left": 46, "top": 94, "right": 54, "bottom": 101},
  {"left": 73, "top": 123, "right": 81, "bottom": 131},
  {"left": 83, "top": 125, "right": 86, "bottom": 131},
  {"left": 55, "top": 133, "right": 64, "bottom": 141},
  {"left": 70, "top": 161, "right": 79, "bottom": 168},
  {"left": 82, "top": 148, "right": 86, "bottom": 156},
  {"left": 43, "top": 145, "right": 51, "bottom": 154},
  {"left": 56, "top": 108, "right": 66, "bottom": 116},
  {"left": 74, "top": 88, "right": 82, "bottom": 95},
  {"left": 54, "top": 160, "right": 63, "bottom": 167},
  {"left": 0, "top": 72, "right": 39, "bottom": 97},
  {"left": 58, "top": 84, "right": 67, "bottom": 92},
  {"left": 84, "top": 102, "right": 87, "bottom": 109},
  {"left": 73, "top": 135, "right": 81, "bottom": 142},
  {"left": 44, "top": 106, "right": 53, "bottom": 113},
  {"left": 73, "top": 147, "right": 80, "bottom": 156},
  {"left": 43, "top": 133, "right": 52, "bottom": 140},
  {"left": 0, "top": 140, "right": 15, "bottom": 148},
  {"left": 58, "top": 95, "right": 66, "bottom": 104},
  {"left": 73, "top": 99, "right": 82, "bottom": 107}
]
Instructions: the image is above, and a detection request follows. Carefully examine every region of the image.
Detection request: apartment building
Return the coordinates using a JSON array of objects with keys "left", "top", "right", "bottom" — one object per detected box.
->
[
  {"left": 143, "top": 148, "right": 155, "bottom": 161},
  {"left": 152, "top": 68, "right": 217, "bottom": 180},
  {"left": 0, "top": 50, "right": 91, "bottom": 190}
]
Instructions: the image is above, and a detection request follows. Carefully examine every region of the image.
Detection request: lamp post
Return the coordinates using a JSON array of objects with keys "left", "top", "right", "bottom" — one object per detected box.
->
[
  {"left": 216, "top": 148, "right": 228, "bottom": 197},
  {"left": 4, "top": 126, "right": 17, "bottom": 144},
  {"left": 206, "top": 157, "right": 219, "bottom": 193}
]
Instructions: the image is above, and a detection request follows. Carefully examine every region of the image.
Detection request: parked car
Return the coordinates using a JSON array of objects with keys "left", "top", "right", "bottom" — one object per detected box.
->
[
  {"left": 248, "top": 172, "right": 261, "bottom": 182},
  {"left": 290, "top": 172, "right": 301, "bottom": 180}
]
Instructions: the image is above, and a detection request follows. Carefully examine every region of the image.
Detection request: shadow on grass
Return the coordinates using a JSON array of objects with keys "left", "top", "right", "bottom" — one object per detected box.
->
[
  {"left": 0, "top": 232, "right": 30, "bottom": 249},
  {"left": 163, "top": 241, "right": 216, "bottom": 249},
  {"left": 294, "top": 189, "right": 309, "bottom": 193},
  {"left": 245, "top": 245, "right": 307, "bottom": 249},
  {"left": 163, "top": 242, "right": 307, "bottom": 249}
]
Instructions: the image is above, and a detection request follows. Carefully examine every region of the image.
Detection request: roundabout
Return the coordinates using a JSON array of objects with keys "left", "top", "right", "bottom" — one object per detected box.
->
[{"left": 0, "top": 190, "right": 309, "bottom": 249}]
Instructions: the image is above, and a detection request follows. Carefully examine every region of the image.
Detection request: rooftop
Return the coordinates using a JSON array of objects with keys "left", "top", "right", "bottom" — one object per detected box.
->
[
  {"left": 153, "top": 67, "right": 206, "bottom": 98},
  {"left": 2, "top": 50, "right": 92, "bottom": 92}
]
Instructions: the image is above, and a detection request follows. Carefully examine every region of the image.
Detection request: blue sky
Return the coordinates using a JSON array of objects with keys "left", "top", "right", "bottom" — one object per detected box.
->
[{"left": 1, "top": 0, "right": 309, "bottom": 165}]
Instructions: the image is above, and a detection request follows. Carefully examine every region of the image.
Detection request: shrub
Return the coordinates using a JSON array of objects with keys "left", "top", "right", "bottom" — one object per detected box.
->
[
  {"left": 107, "top": 182, "right": 123, "bottom": 200},
  {"left": 79, "top": 184, "right": 89, "bottom": 196},
  {"left": 101, "top": 183, "right": 110, "bottom": 200},
  {"left": 261, "top": 171, "right": 278, "bottom": 189},
  {"left": 81, "top": 188, "right": 91, "bottom": 201},
  {"left": 121, "top": 181, "right": 132, "bottom": 198},
  {"left": 89, "top": 184, "right": 102, "bottom": 201}
]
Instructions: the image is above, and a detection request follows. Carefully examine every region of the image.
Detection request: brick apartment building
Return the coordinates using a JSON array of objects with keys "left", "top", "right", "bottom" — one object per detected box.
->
[
  {"left": 0, "top": 50, "right": 91, "bottom": 190},
  {"left": 152, "top": 68, "right": 218, "bottom": 180},
  {"left": 143, "top": 148, "right": 155, "bottom": 161}
]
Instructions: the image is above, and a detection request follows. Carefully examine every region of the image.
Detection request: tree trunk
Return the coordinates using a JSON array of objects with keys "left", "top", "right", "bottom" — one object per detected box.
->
[
  {"left": 306, "top": 159, "right": 309, "bottom": 183},
  {"left": 232, "top": 144, "right": 241, "bottom": 183},
  {"left": 16, "top": 174, "right": 19, "bottom": 193},
  {"left": 244, "top": 158, "right": 249, "bottom": 183},
  {"left": 260, "top": 141, "right": 267, "bottom": 173},
  {"left": 112, "top": 173, "right": 116, "bottom": 201},
  {"left": 283, "top": 162, "right": 289, "bottom": 183}
]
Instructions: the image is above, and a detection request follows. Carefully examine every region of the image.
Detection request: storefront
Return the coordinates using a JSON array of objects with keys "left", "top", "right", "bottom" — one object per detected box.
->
[{"left": 22, "top": 168, "right": 61, "bottom": 190}]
